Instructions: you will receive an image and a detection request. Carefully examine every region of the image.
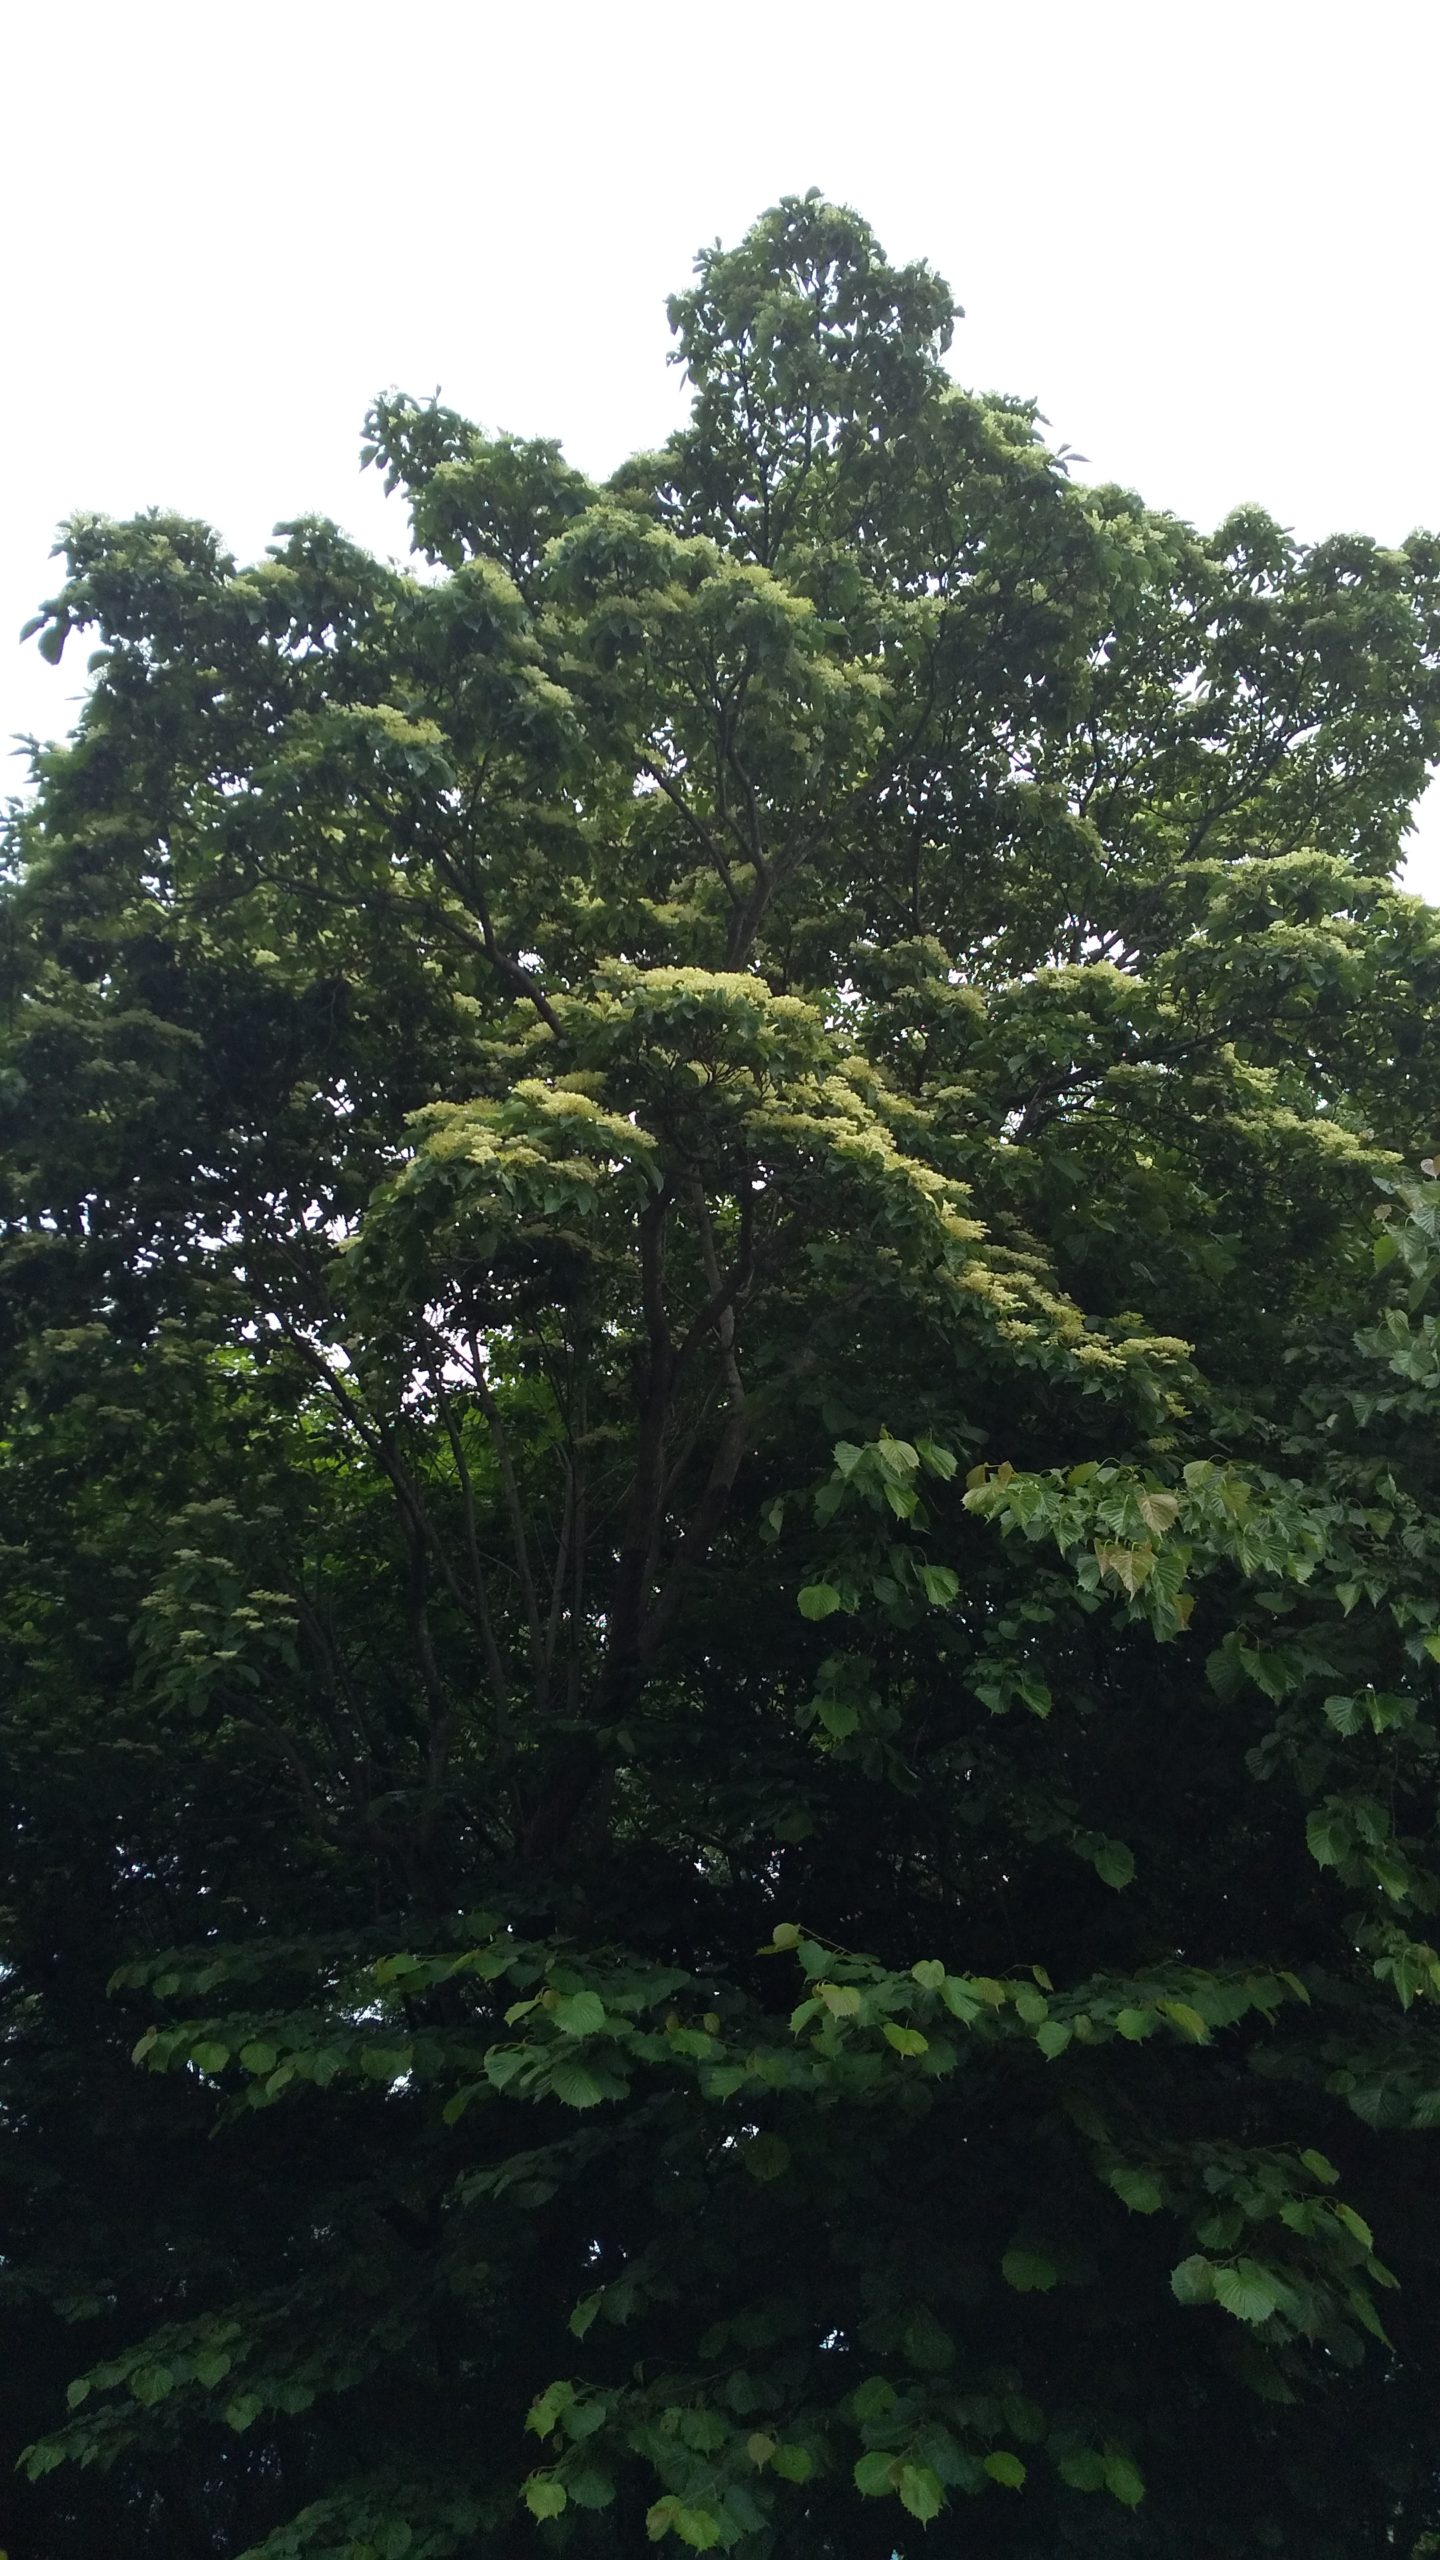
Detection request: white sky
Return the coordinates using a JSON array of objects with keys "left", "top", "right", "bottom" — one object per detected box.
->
[{"left": 4, "top": 0, "right": 1438, "bottom": 891}]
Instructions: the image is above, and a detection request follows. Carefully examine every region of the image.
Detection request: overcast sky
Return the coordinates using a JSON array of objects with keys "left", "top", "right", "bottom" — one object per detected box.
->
[{"left": 5, "top": 0, "right": 1437, "bottom": 890}]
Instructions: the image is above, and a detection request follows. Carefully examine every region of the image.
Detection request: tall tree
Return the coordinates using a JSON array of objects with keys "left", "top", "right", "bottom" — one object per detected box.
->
[{"left": 5, "top": 193, "right": 1440, "bottom": 2557}]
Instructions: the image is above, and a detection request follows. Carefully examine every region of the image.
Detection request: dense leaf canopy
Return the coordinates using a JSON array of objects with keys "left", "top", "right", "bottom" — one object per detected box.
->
[{"left": 5, "top": 193, "right": 1440, "bottom": 2557}]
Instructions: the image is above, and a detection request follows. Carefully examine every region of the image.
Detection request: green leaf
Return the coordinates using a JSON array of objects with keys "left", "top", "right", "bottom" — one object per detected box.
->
[
  {"left": 552, "top": 1990, "right": 606, "bottom": 2036},
  {"left": 1157, "top": 1999, "right": 1209, "bottom": 2043},
  {"left": 898, "top": 2463, "right": 945, "bottom": 2521},
  {"left": 359, "top": 2044, "right": 409, "bottom": 2082},
  {"left": 770, "top": 2442, "right": 814, "bottom": 2483},
  {"left": 1035, "top": 2019, "right": 1073, "bottom": 2059},
  {"left": 1300, "top": 2147, "right": 1339, "bottom": 2186},
  {"left": 1002, "top": 2248, "right": 1058, "bottom": 2292},
  {"left": 129, "top": 2362, "right": 175, "bottom": 2406},
  {"left": 1092, "top": 1839, "right": 1136, "bottom": 1891},
  {"left": 239, "top": 2041, "right": 277, "bottom": 2076},
  {"left": 1109, "top": 2165, "right": 1164, "bottom": 2214},
  {"left": 673, "top": 2507, "right": 723, "bottom": 2551},
  {"left": 797, "top": 1583, "right": 842, "bottom": 1620},
  {"left": 854, "top": 2450, "right": 899, "bottom": 2496},
  {"left": 190, "top": 2041, "right": 230, "bottom": 2075},
  {"left": 984, "top": 2450, "right": 1027, "bottom": 2488},
  {"left": 1306, "top": 1809, "right": 1350, "bottom": 1869},
  {"left": 548, "top": 2060, "right": 608, "bottom": 2109},
  {"left": 528, "top": 2381, "right": 575, "bottom": 2438},
  {"left": 1212, "top": 2258, "right": 1282, "bottom": 2324},
  {"left": 743, "top": 2131, "right": 790, "bottom": 2181},
  {"left": 567, "top": 2466, "right": 616, "bottom": 2510},
  {"left": 911, "top": 1958, "right": 945, "bottom": 1989},
  {"left": 882, "top": 2023, "right": 929, "bottom": 2057},
  {"left": 524, "top": 2476, "right": 568, "bottom": 2519},
  {"left": 1104, "top": 2452, "right": 1146, "bottom": 2506},
  {"left": 918, "top": 1564, "right": 959, "bottom": 1607},
  {"left": 1170, "top": 2255, "right": 1216, "bottom": 2305},
  {"left": 850, "top": 2376, "right": 897, "bottom": 2421}
]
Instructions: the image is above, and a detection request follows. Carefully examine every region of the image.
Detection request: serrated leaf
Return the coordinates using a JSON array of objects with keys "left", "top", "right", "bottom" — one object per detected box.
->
[
  {"left": 898, "top": 2463, "right": 945, "bottom": 2521},
  {"left": 528, "top": 2380, "right": 575, "bottom": 2438},
  {"left": 360, "top": 2044, "right": 409, "bottom": 2082},
  {"left": 1092, "top": 1839, "right": 1135, "bottom": 1891},
  {"left": 1299, "top": 2147, "right": 1339, "bottom": 2186},
  {"left": 549, "top": 2059, "right": 607, "bottom": 2109},
  {"left": 673, "top": 2506, "right": 723, "bottom": 2551},
  {"left": 850, "top": 2375, "right": 897, "bottom": 2421},
  {"left": 743, "top": 2131, "right": 790, "bottom": 2182},
  {"left": 1212, "top": 2258, "right": 1281, "bottom": 2324},
  {"left": 882, "top": 2023, "right": 928, "bottom": 2057},
  {"left": 770, "top": 2442, "right": 814, "bottom": 2482},
  {"left": 1002, "top": 2248, "right": 1057, "bottom": 2292},
  {"left": 1306, "top": 1809, "right": 1349, "bottom": 1869},
  {"left": 798, "top": 1583, "right": 841, "bottom": 1620},
  {"left": 524, "top": 2476, "right": 568, "bottom": 2519},
  {"left": 1170, "top": 2254, "right": 1216, "bottom": 2305},
  {"left": 552, "top": 1990, "right": 606, "bottom": 2036},
  {"left": 854, "top": 2450, "right": 898, "bottom": 2496},
  {"left": 1104, "top": 2453, "right": 1145, "bottom": 2506},
  {"left": 1157, "top": 1999, "right": 1208, "bottom": 2042},
  {"left": 567, "top": 2466, "right": 616, "bottom": 2510},
  {"left": 1109, "top": 2165, "right": 1164, "bottom": 2214},
  {"left": 983, "top": 2450, "right": 1027, "bottom": 2489}
]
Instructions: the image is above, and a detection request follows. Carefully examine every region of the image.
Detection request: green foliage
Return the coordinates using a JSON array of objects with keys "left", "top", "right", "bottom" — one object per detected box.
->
[{"left": 4, "top": 188, "right": 1440, "bottom": 2558}]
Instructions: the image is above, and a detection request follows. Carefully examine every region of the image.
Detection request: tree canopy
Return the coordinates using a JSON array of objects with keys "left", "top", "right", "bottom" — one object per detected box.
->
[{"left": 5, "top": 191, "right": 1440, "bottom": 2557}]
